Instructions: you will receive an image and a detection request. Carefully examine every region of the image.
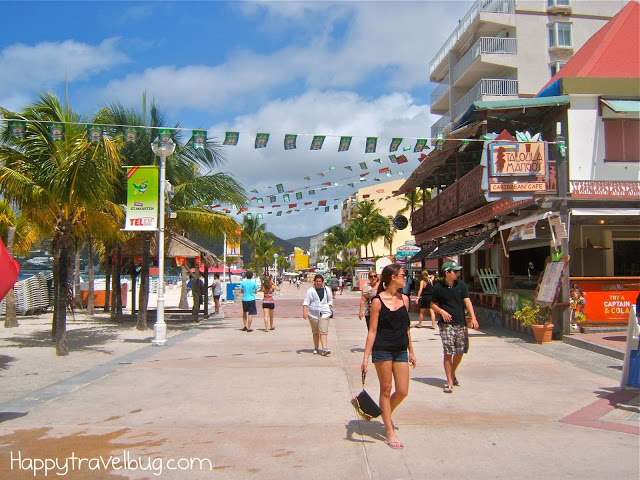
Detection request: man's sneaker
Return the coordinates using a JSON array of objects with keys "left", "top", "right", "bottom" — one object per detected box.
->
[
  {"left": 320, "top": 348, "right": 331, "bottom": 356},
  {"left": 241, "top": 326, "right": 248, "bottom": 331},
  {"left": 313, "top": 347, "right": 319, "bottom": 355}
]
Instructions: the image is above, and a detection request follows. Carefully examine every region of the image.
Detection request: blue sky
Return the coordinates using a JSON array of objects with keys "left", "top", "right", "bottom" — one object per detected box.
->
[{"left": 0, "top": 0, "right": 472, "bottom": 239}]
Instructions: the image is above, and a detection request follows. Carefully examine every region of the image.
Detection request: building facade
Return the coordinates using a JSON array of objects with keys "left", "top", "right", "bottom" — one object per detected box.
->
[{"left": 430, "top": 0, "right": 624, "bottom": 140}]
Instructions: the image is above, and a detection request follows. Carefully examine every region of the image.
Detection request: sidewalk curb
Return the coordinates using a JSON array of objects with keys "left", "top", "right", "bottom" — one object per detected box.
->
[{"left": 562, "top": 335, "right": 625, "bottom": 360}]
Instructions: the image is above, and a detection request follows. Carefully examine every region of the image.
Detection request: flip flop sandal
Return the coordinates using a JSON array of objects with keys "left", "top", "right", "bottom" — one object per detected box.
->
[
  {"left": 384, "top": 440, "right": 404, "bottom": 449},
  {"left": 452, "top": 377, "right": 459, "bottom": 386},
  {"left": 443, "top": 385, "right": 453, "bottom": 393}
]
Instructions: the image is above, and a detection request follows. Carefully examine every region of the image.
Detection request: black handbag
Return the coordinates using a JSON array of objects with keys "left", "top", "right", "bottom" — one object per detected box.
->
[{"left": 351, "top": 372, "right": 382, "bottom": 421}]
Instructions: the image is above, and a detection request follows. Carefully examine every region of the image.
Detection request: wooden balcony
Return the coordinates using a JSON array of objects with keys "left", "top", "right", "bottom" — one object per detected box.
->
[{"left": 411, "top": 165, "right": 487, "bottom": 235}]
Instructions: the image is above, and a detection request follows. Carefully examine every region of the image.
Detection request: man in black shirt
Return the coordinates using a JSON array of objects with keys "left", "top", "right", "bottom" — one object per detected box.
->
[{"left": 431, "top": 262, "right": 478, "bottom": 393}]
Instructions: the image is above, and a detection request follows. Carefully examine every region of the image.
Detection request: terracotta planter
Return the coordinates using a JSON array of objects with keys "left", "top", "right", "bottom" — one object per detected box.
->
[{"left": 530, "top": 323, "right": 554, "bottom": 344}]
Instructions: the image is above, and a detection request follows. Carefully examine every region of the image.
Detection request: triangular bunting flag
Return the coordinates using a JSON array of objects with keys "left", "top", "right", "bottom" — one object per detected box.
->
[
  {"left": 324, "top": 206, "right": 330, "bottom": 212},
  {"left": 403, "top": 146, "right": 411, "bottom": 151},
  {"left": 389, "top": 138, "right": 402, "bottom": 152},
  {"left": 373, "top": 158, "right": 382, "bottom": 164},
  {"left": 296, "top": 192, "right": 303, "bottom": 200},
  {"left": 318, "top": 200, "right": 327, "bottom": 206},
  {"left": 276, "top": 184, "right": 284, "bottom": 193},
  {"left": 419, "top": 153, "right": 427, "bottom": 162},
  {"left": 414, "top": 139, "right": 427, "bottom": 152},
  {"left": 269, "top": 195, "right": 276, "bottom": 203},
  {"left": 304, "top": 176, "right": 311, "bottom": 180},
  {"left": 283, "top": 194, "right": 290, "bottom": 202},
  {"left": 87, "top": 124, "right": 103, "bottom": 143},
  {"left": 8, "top": 120, "right": 26, "bottom": 139},
  {"left": 308, "top": 189, "right": 315, "bottom": 195},
  {"left": 48, "top": 122, "right": 64, "bottom": 141},
  {"left": 379, "top": 167, "right": 390, "bottom": 173},
  {"left": 359, "top": 162, "right": 367, "bottom": 170},
  {"left": 396, "top": 155, "right": 408, "bottom": 164},
  {"left": 276, "top": 211, "right": 282, "bottom": 216},
  {"left": 123, "top": 126, "right": 138, "bottom": 143},
  {"left": 289, "top": 204, "right": 297, "bottom": 208},
  {"left": 250, "top": 188, "right": 259, "bottom": 193},
  {"left": 192, "top": 130, "right": 207, "bottom": 149},
  {"left": 344, "top": 166, "right": 352, "bottom": 171},
  {"left": 389, "top": 155, "right": 397, "bottom": 163},
  {"left": 347, "top": 183, "right": 354, "bottom": 188}
]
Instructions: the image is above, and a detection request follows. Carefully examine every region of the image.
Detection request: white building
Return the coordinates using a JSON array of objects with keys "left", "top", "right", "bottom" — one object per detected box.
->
[
  {"left": 309, "top": 231, "right": 328, "bottom": 267},
  {"left": 429, "top": 0, "right": 625, "bottom": 140}
]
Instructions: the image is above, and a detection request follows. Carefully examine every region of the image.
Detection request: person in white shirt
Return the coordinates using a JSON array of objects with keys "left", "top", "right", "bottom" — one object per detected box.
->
[{"left": 302, "top": 274, "right": 334, "bottom": 356}]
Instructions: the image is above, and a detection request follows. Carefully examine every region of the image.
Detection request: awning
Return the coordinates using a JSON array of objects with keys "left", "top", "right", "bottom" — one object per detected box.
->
[
  {"left": 407, "top": 245, "right": 437, "bottom": 263},
  {"left": 425, "top": 231, "right": 495, "bottom": 260},
  {"left": 498, "top": 211, "right": 559, "bottom": 231},
  {"left": 601, "top": 99, "right": 640, "bottom": 113},
  {"left": 571, "top": 208, "right": 640, "bottom": 216}
]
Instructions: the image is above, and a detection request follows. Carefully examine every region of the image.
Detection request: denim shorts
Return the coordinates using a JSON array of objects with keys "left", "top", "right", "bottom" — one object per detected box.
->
[
  {"left": 242, "top": 300, "right": 257, "bottom": 315},
  {"left": 371, "top": 349, "right": 408, "bottom": 363}
]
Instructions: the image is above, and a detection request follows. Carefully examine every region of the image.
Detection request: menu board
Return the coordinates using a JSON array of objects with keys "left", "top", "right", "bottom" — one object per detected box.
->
[{"left": 535, "top": 256, "right": 569, "bottom": 307}]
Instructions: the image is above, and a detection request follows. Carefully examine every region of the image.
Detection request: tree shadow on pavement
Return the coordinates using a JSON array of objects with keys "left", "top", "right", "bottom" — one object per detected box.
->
[
  {"left": 3, "top": 327, "right": 118, "bottom": 354},
  {"left": 344, "top": 419, "right": 385, "bottom": 443},
  {"left": 0, "top": 354, "right": 15, "bottom": 371}
]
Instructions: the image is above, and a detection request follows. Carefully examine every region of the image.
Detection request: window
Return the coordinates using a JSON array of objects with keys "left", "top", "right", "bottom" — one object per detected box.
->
[
  {"left": 604, "top": 119, "right": 640, "bottom": 162},
  {"left": 549, "top": 62, "right": 566, "bottom": 77},
  {"left": 548, "top": 0, "right": 570, "bottom": 7},
  {"left": 548, "top": 22, "right": 572, "bottom": 48}
]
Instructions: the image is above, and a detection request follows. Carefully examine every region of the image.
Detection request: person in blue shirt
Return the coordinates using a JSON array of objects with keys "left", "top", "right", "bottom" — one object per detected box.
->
[{"left": 240, "top": 270, "right": 259, "bottom": 332}]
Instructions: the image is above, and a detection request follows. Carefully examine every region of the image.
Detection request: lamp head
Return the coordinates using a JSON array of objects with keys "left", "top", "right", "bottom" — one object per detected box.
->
[{"left": 151, "top": 137, "right": 176, "bottom": 157}]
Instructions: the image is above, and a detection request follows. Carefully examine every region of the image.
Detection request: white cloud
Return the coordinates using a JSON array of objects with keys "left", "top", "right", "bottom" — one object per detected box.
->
[
  {"left": 208, "top": 89, "right": 433, "bottom": 238},
  {"left": 97, "top": 2, "right": 468, "bottom": 112},
  {"left": 0, "top": 38, "right": 129, "bottom": 101}
]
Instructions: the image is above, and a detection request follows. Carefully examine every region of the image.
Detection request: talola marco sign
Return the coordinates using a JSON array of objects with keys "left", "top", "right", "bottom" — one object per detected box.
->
[{"left": 396, "top": 245, "right": 421, "bottom": 257}]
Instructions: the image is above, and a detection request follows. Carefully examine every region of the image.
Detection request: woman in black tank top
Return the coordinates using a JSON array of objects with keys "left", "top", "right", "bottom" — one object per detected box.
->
[{"left": 361, "top": 264, "right": 416, "bottom": 450}]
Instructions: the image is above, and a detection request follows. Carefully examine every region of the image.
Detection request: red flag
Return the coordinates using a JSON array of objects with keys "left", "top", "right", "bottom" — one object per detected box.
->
[
  {"left": 418, "top": 153, "right": 427, "bottom": 162},
  {"left": 396, "top": 155, "right": 408, "bottom": 164},
  {"left": 289, "top": 204, "right": 297, "bottom": 208},
  {"left": 379, "top": 167, "right": 390, "bottom": 173},
  {"left": 0, "top": 238, "right": 20, "bottom": 302},
  {"left": 318, "top": 200, "right": 327, "bottom": 206}
]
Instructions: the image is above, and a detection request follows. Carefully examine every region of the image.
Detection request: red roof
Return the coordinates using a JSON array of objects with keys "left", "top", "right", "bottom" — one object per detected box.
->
[{"left": 538, "top": 0, "right": 640, "bottom": 93}]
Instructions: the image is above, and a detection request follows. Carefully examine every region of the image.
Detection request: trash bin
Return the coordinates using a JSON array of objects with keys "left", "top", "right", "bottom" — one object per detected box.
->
[
  {"left": 233, "top": 287, "right": 243, "bottom": 304},
  {"left": 226, "top": 282, "right": 239, "bottom": 301}
]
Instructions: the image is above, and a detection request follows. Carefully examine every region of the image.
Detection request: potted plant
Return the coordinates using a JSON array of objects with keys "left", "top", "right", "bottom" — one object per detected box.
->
[{"left": 513, "top": 304, "right": 553, "bottom": 344}]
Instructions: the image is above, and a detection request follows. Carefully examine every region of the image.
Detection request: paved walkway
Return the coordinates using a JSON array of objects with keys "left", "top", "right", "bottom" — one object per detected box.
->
[{"left": 1, "top": 285, "right": 638, "bottom": 479}]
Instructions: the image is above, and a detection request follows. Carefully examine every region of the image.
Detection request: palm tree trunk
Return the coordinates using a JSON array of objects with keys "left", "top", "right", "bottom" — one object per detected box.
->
[
  {"left": 179, "top": 266, "right": 189, "bottom": 309},
  {"left": 111, "top": 244, "right": 123, "bottom": 321},
  {"left": 104, "top": 254, "right": 111, "bottom": 313},
  {"left": 52, "top": 219, "right": 72, "bottom": 356},
  {"left": 87, "top": 239, "right": 95, "bottom": 315},
  {"left": 191, "top": 262, "right": 201, "bottom": 321},
  {"left": 137, "top": 233, "right": 151, "bottom": 330},
  {"left": 4, "top": 227, "right": 19, "bottom": 328},
  {"left": 74, "top": 242, "right": 83, "bottom": 309}
]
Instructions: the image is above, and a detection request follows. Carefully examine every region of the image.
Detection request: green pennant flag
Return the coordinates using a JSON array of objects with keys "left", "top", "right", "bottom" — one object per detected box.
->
[
  {"left": 296, "top": 192, "right": 302, "bottom": 200},
  {"left": 348, "top": 183, "right": 354, "bottom": 188},
  {"left": 403, "top": 146, "right": 411, "bottom": 151},
  {"left": 269, "top": 195, "right": 276, "bottom": 203},
  {"left": 373, "top": 158, "right": 382, "bottom": 164},
  {"left": 389, "top": 154, "right": 397, "bottom": 163},
  {"left": 324, "top": 206, "right": 330, "bottom": 212},
  {"left": 318, "top": 172, "right": 324, "bottom": 177},
  {"left": 157, "top": 128, "right": 173, "bottom": 143},
  {"left": 365, "top": 137, "right": 377, "bottom": 153},
  {"left": 374, "top": 177, "right": 381, "bottom": 181},
  {"left": 329, "top": 166, "right": 335, "bottom": 171},
  {"left": 308, "top": 189, "right": 315, "bottom": 195},
  {"left": 359, "top": 162, "right": 367, "bottom": 170},
  {"left": 334, "top": 205, "right": 338, "bottom": 210},
  {"left": 192, "top": 130, "right": 207, "bottom": 149},
  {"left": 8, "top": 120, "right": 26, "bottom": 139},
  {"left": 246, "top": 213, "right": 252, "bottom": 220},
  {"left": 284, "top": 134, "right": 297, "bottom": 150},
  {"left": 276, "top": 184, "right": 284, "bottom": 193},
  {"left": 310, "top": 135, "right": 325, "bottom": 150},
  {"left": 338, "top": 136, "right": 352, "bottom": 152},
  {"left": 389, "top": 138, "right": 402, "bottom": 152},
  {"left": 304, "top": 176, "right": 311, "bottom": 180},
  {"left": 276, "top": 211, "right": 282, "bottom": 216},
  {"left": 250, "top": 188, "right": 259, "bottom": 193},
  {"left": 123, "top": 126, "right": 138, "bottom": 143},
  {"left": 87, "top": 125, "right": 103, "bottom": 143},
  {"left": 257, "top": 213, "right": 263, "bottom": 219},
  {"left": 414, "top": 139, "right": 428, "bottom": 152},
  {"left": 283, "top": 194, "right": 290, "bottom": 202},
  {"left": 344, "top": 165, "right": 352, "bottom": 171},
  {"left": 223, "top": 131, "right": 239, "bottom": 145},
  {"left": 255, "top": 133, "right": 269, "bottom": 149},
  {"left": 257, "top": 197, "right": 263, "bottom": 203},
  {"left": 48, "top": 122, "right": 64, "bottom": 141}
]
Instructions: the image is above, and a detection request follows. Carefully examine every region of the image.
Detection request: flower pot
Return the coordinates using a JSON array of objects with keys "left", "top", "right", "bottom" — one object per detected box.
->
[{"left": 530, "top": 323, "right": 554, "bottom": 344}]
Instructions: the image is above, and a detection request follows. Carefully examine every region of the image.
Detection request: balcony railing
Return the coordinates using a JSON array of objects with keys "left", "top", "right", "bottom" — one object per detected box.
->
[
  {"left": 429, "top": 0, "right": 516, "bottom": 76},
  {"left": 430, "top": 112, "right": 451, "bottom": 141},
  {"left": 452, "top": 36, "right": 517, "bottom": 83},
  {"left": 452, "top": 78, "right": 518, "bottom": 121},
  {"left": 430, "top": 82, "right": 450, "bottom": 106}
]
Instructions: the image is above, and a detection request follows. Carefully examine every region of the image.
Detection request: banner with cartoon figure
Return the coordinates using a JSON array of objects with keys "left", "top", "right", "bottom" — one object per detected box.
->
[{"left": 125, "top": 166, "right": 159, "bottom": 231}]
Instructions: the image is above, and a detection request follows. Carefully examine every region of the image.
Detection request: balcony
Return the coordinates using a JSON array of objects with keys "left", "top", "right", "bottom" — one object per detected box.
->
[
  {"left": 452, "top": 36, "right": 517, "bottom": 85},
  {"left": 430, "top": 112, "right": 451, "bottom": 142},
  {"left": 430, "top": 82, "right": 450, "bottom": 113},
  {"left": 452, "top": 78, "right": 518, "bottom": 121},
  {"left": 429, "top": 0, "right": 516, "bottom": 78},
  {"left": 411, "top": 166, "right": 486, "bottom": 235}
]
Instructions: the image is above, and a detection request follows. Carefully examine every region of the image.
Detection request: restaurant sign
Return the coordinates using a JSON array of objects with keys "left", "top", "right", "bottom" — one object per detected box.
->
[{"left": 488, "top": 141, "right": 548, "bottom": 193}]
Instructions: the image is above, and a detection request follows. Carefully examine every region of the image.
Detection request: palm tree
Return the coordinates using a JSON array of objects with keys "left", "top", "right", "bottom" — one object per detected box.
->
[
  {"left": 397, "top": 189, "right": 430, "bottom": 220},
  {"left": 0, "top": 93, "right": 123, "bottom": 355},
  {"left": 323, "top": 225, "right": 353, "bottom": 268},
  {"left": 240, "top": 215, "right": 267, "bottom": 267},
  {"left": 253, "top": 232, "right": 282, "bottom": 277},
  {"left": 352, "top": 201, "right": 389, "bottom": 257}
]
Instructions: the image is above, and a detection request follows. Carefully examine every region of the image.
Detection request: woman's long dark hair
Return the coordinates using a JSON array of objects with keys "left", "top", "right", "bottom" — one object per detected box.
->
[{"left": 379, "top": 264, "right": 403, "bottom": 291}]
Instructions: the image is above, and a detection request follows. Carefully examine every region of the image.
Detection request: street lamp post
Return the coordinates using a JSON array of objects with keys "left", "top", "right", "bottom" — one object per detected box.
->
[
  {"left": 151, "top": 136, "right": 176, "bottom": 346},
  {"left": 273, "top": 253, "right": 278, "bottom": 279}
]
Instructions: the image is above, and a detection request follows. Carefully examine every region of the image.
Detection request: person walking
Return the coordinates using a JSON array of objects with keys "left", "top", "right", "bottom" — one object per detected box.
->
[
  {"left": 260, "top": 275, "right": 280, "bottom": 332},
  {"left": 338, "top": 276, "right": 344, "bottom": 295},
  {"left": 330, "top": 275, "right": 339, "bottom": 297},
  {"left": 211, "top": 273, "right": 222, "bottom": 315},
  {"left": 430, "top": 262, "right": 478, "bottom": 393},
  {"left": 415, "top": 270, "right": 436, "bottom": 329},
  {"left": 239, "top": 270, "right": 259, "bottom": 332},
  {"left": 358, "top": 271, "right": 379, "bottom": 328},
  {"left": 302, "top": 274, "right": 334, "bottom": 356},
  {"left": 361, "top": 264, "right": 416, "bottom": 450}
]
